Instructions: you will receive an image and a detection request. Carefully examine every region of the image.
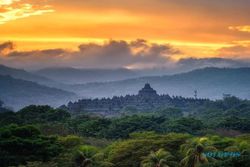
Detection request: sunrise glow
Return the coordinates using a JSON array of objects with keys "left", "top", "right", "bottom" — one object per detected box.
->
[{"left": 0, "top": 0, "right": 250, "bottom": 69}]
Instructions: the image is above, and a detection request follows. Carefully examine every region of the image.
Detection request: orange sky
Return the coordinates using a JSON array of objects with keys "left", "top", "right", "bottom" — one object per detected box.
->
[{"left": 0, "top": 0, "right": 250, "bottom": 60}]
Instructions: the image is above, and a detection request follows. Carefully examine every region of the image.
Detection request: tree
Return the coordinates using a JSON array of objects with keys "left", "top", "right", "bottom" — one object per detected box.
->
[
  {"left": 104, "top": 115, "right": 162, "bottom": 139},
  {"left": 180, "top": 145, "right": 208, "bottom": 167},
  {"left": 17, "top": 105, "right": 71, "bottom": 124},
  {"left": 162, "top": 117, "right": 204, "bottom": 135},
  {"left": 156, "top": 108, "right": 183, "bottom": 119},
  {"left": 0, "top": 125, "right": 62, "bottom": 167},
  {"left": 216, "top": 116, "right": 250, "bottom": 132},
  {"left": 73, "top": 145, "right": 113, "bottom": 167},
  {"left": 141, "top": 149, "right": 176, "bottom": 167},
  {"left": 0, "top": 111, "right": 22, "bottom": 126},
  {"left": 106, "top": 133, "right": 189, "bottom": 167},
  {"left": 73, "top": 151, "right": 92, "bottom": 167}
]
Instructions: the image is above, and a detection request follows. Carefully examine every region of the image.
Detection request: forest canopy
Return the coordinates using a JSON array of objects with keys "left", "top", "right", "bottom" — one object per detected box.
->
[{"left": 0, "top": 96, "right": 250, "bottom": 167}]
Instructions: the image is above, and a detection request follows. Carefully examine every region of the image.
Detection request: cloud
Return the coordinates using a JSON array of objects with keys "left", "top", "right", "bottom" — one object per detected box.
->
[
  {"left": 75, "top": 40, "right": 181, "bottom": 69},
  {"left": 76, "top": 40, "right": 181, "bottom": 69},
  {"left": 0, "top": 40, "right": 181, "bottom": 69},
  {"left": 0, "top": 41, "right": 14, "bottom": 55},
  {"left": 229, "top": 26, "right": 250, "bottom": 33},
  {"left": 0, "top": 0, "right": 54, "bottom": 24},
  {"left": 2, "top": 40, "right": 250, "bottom": 72},
  {"left": 137, "top": 57, "right": 250, "bottom": 75},
  {"left": 217, "top": 45, "right": 250, "bottom": 58},
  {"left": 177, "top": 58, "right": 249, "bottom": 70},
  {"left": 0, "top": 0, "right": 19, "bottom": 5}
]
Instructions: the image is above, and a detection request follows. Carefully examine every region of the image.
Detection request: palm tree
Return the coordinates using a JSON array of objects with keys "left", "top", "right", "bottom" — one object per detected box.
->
[
  {"left": 180, "top": 145, "right": 208, "bottom": 167},
  {"left": 141, "top": 148, "right": 176, "bottom": 167},
  {"left": 74, "top": 151, "right": 92, "bottom": 167},
  {"left": 74, "top": 147, "right": 114, "bottom": 167}
]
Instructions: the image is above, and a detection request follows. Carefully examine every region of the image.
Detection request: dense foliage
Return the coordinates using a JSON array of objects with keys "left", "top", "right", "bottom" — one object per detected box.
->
[
  {"left": 0, "top": 96, "right": 250, "bottom": 167},
  {"left": 0, "top": 125, "right": 62, "bottom": 166}
]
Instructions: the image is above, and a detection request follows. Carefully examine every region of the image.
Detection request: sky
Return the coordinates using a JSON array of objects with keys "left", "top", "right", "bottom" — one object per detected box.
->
[{"left": 0, "top": 0, "right": 250, "bottom": 70}]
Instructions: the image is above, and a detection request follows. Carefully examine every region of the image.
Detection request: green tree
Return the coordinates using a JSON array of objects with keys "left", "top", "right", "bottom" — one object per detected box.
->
[
  {"left": 18, "top": 105, "right": 71, "bottom": 124},
  {"left": 216, "top": 116, "right": 250, "bottom": 132},
  {"left": 162, "top": 117, "right": 204, "bottom": 135},
  {"left": 156, "top": 108, "right": 183, "bottom": 119},
  {"left": 0, "top": 125, "right": 62, "bottom": 167},
  {"left": 104, "top": 115, "right": 163, "bottom": 139},
  {"left": 106, "top": 133, "right": 189, "bottom": 167},
  {"left": 141, "top": 149, "right": 176, "bottom": 167},
  {"left": 74, "top": 145, "right": 113, "bottom": 167},
  {"left": 180, "top": 145, "right": 208, "bottom": 167},
  {"left": 73, "top": 151, "right": 92, "bottom": 167}
]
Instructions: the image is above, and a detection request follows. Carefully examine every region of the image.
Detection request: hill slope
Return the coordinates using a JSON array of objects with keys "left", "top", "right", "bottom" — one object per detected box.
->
[
  {"left": 0, "top": 75, "right": 76, "bottom": 110},
  {"left": 69, "top": 68, "right": 250, "bottom": 99},
  {"left": 35, "top": 67, "right": 139, "bottom": 84},
  {"left": 0, "top": 64, "right": 64, "bottom": 86}
]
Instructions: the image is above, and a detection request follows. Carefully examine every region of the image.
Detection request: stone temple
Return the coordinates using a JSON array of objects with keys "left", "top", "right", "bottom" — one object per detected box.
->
[
  {"left": 138, "top": 83, "right": 158, "bottom": 98},
  {"left": 64, "top": 83, "right": 207, "bottom": 115}
]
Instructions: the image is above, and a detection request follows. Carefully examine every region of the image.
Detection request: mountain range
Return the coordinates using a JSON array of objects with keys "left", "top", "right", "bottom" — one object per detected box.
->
[
  {"left": 1, "top": 64, "right": 250, "bottom": 109},
  {"left": 35, "top": 67, "right": 138, "bottom": 84},
  {"left": 0, "top": 75, "right": 76, "bottom": 110},
  {"left": 69, "top": 67, "right": 250, "bottom": 99},
  {"left": 0, "top": 65, "right": 57, "bottom": 86}
]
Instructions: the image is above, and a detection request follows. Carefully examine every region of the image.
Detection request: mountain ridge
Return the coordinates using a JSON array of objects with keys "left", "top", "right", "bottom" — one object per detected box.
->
[
  {"left": 35, "top": 67, "right": 139, "bottom": 84},
  {"left": 0, "top": 64, "right": 58, "bottom": 86},
  {"left": 68, "top": 67, "right": 250, "bottom": 99},
  {"left": 0, "top": 75, "right": 77, "bottom": 110}
]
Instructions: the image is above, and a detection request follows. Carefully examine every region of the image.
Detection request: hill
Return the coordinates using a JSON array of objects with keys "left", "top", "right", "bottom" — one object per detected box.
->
[
  {"left": 0, "top": 75, "right": 76, "bottom": 110},
  {"left": 69, "top": 67, "right": 250, "bottom": 99},
  {"left": 0, "top": 64, "right": 58, "bottom": 86},
  {"left": 35, "top": 67, "right": 139, "bottom": 84}
]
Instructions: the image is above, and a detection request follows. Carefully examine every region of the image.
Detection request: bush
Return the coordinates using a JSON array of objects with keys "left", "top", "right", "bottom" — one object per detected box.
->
[
  {"left": 0, "top": 125, "right": 62, "bottom": 167},
  {"left": 59, "top": 135, "right": 83, "bottom": 148}
]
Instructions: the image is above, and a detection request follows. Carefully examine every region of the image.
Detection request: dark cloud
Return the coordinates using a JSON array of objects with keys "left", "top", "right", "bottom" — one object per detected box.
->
[
  {"left": 1, "top": 40, "right": 250, "bottom": 72},
  {"left": 40, "top": 49, "right": 66, "bottom": 56},
  {"left": 6, "top": 49, "right": 66, "bottom": 59},
  {"left": 76, "top": 40, "right": 181, "bottom": 69},
  {"left": 130, "top": 39, "right": 147, "bottom": 48},
  {"left": 0, "top": 40, "right": 180, "bottom": 69},
  {"left": 78, "top": 40, "right": 132, "bottom": 66},
  {"left": 0, "top": 42, "right": 14, "bottom": 55}
]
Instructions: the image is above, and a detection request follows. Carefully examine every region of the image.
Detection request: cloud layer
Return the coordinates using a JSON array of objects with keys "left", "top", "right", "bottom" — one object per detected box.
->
[
  {"left": 0, "top": 40, "right": 181, "bottom": 69},
  {"left": 229, "top": 26, "right": 250, "bottom": 33},
  {"left": 0, "top": 0, "right": 54, "bottom": 24},
  {"left": 1, "top": 40, "right": 250, "bottom": 72},
  {"left": 217, "top": 45, "right": 250, "bottom": 58}
]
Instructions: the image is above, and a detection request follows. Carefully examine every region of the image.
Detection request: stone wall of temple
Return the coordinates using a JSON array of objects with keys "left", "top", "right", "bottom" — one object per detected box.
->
[{"left": 66, "top": 83, "right": 209, "bottom": 114}]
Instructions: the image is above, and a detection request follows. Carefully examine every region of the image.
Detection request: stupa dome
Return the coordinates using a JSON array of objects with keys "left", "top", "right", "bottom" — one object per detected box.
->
[{"left": 138, "top": 83, "right": 158, "bottom": 97}]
